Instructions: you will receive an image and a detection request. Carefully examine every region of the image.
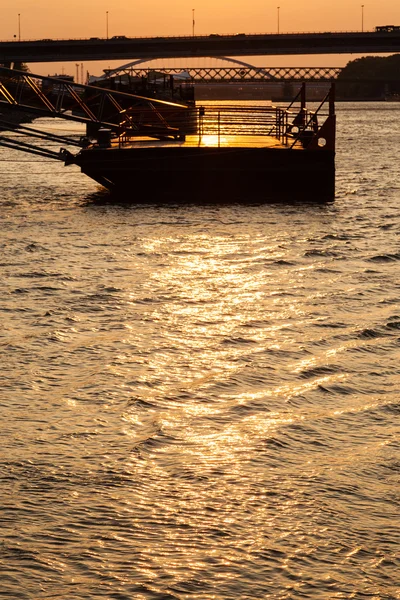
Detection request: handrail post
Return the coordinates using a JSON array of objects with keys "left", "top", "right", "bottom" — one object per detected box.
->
[
  {"left": 277, "top": 109, "right": 280, "bottom": 142},
  {"left": 301, "top": 82, "right": 306, "bottom": 113},
  {"left": 329, "top": 82, "right": 335, "bottom": 116},
  {"left": 278, "top": 109, "right": 281, "bottom": 144}
]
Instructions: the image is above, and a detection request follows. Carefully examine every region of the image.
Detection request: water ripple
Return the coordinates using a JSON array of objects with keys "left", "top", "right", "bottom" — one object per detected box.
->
[{"left": 1, "top": 104, "right": 400, "bottom": 599}]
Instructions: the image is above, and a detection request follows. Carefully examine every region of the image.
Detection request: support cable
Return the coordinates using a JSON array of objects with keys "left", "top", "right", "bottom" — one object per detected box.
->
[
  {"left": 0, "top": 135, "right": 64, "bottom": 160},
  {"left": 0, "top": 119, "right": 83, "bottom": 146}
]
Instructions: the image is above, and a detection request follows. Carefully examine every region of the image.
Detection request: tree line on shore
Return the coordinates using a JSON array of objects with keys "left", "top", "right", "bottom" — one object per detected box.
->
[{"left": 337, "top": 54, "right": 400, "bottom": 99}]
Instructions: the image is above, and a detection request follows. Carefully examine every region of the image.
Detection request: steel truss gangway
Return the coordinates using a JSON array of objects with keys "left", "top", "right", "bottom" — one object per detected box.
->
[{"left": 0, "top": 65, "right": 191, "bottom": 156}]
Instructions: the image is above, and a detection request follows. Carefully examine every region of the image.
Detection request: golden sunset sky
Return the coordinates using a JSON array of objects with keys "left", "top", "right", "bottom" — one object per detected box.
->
[{"left": 2, "top": 0, "right": 400, "bottom": 77}]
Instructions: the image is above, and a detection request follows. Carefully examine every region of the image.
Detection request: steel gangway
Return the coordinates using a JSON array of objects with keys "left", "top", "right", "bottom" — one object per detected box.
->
[{"left": 0, "top": 65, "right": 190, "bottom": 158}]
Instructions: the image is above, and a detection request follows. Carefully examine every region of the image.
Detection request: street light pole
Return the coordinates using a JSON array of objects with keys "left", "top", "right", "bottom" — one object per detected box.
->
[
  {"left": 192, "top": 9, "right": 195, "bottom": 37},
  {"left": 18, "top": 13, "right": 21, "bottom": 41},
  {"left": 361, "top": 5, "right": 364, "bottom": 32},
  {"left": 277, "top": 6, "right": 280, "bottom": 34},
  {"left": 106, "top": 11, "right": 109, "bottom": 39}
]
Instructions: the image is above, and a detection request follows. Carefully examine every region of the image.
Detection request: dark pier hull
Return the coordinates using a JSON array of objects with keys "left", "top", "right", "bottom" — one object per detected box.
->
[{"left": 74, "top": 145, "right": 335, "bottom": 203}]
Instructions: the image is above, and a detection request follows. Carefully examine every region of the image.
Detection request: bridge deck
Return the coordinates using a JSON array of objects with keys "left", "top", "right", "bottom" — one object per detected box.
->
[{"left": 1, "top": 31, "right": 400, "bottom": 62}]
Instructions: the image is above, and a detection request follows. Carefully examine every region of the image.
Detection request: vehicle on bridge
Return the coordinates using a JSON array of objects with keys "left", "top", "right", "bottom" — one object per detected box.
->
[{"left": 375, "top": 25, "right": 400, "bottom": 32}]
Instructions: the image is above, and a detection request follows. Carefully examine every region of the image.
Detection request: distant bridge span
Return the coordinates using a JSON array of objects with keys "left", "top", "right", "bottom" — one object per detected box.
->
[
  {"left": 1, "top": 30, "right": 400, "bottom": 63},
  {"left": 98, "top": 59, "right": 342, "bottom": 83}
]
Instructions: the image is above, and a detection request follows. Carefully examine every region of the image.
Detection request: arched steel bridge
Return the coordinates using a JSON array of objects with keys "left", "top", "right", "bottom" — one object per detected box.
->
[{"left": 99, "top": 58, "right": 342, "bottom": 83}]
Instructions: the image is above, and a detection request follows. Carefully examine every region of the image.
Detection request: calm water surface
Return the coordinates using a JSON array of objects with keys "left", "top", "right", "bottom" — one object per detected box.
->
[{"left": 0, "top": 103, "right": 399, "bottom": 599}]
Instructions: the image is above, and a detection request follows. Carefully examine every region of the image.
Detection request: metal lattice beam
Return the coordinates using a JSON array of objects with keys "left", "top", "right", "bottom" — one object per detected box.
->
[{"left": 100, "top": 66, "right": 342, "bottom": 83}]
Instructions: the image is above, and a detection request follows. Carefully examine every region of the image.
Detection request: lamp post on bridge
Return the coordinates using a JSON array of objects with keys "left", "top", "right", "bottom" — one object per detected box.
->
[
  {"left": 277, "top": 6, "right": 280, "bottom": 34},
  {"left": 192, "top": 9, "right": 195, "bottom": 37},
  {"left": 361, "top": 5, "right": 364, "bottom": 32},
  {"left": 18, "top": 13, "right": 21, "bottom": 41},
  {"left": 106, "top": 11, "right": 109, "bottom": 39}
]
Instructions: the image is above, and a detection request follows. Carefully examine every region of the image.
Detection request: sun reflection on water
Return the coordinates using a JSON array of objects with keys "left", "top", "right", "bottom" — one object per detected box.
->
[{"left": 2, "top": 157, "right": 400, "bottom": 598}]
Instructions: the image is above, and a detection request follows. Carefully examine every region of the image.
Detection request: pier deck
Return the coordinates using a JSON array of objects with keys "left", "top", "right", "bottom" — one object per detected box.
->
[{"left": 112, "top": 134, "right": 289, "bottom": 150}]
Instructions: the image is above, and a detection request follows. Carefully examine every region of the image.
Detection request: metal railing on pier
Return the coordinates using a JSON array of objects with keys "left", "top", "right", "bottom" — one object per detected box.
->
[
  {"left": 117, "top": 84, "right": 335, "bottom": 150},
  {"left": 116, "top": 104, "right": 290, "bottom": 146}
]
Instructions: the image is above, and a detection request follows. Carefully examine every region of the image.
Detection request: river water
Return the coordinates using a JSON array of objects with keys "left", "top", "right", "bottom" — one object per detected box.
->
[{"left": 1, "top": 102, "right": 399, "bottom": 599}]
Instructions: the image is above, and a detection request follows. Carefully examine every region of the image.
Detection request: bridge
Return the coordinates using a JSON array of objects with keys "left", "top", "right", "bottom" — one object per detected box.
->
[
  {"left": 100, "top": 60, "right": 342, "bottom": 83},
  {"left": 1, "top": 30, "right": 400, "bottom": 64}
]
